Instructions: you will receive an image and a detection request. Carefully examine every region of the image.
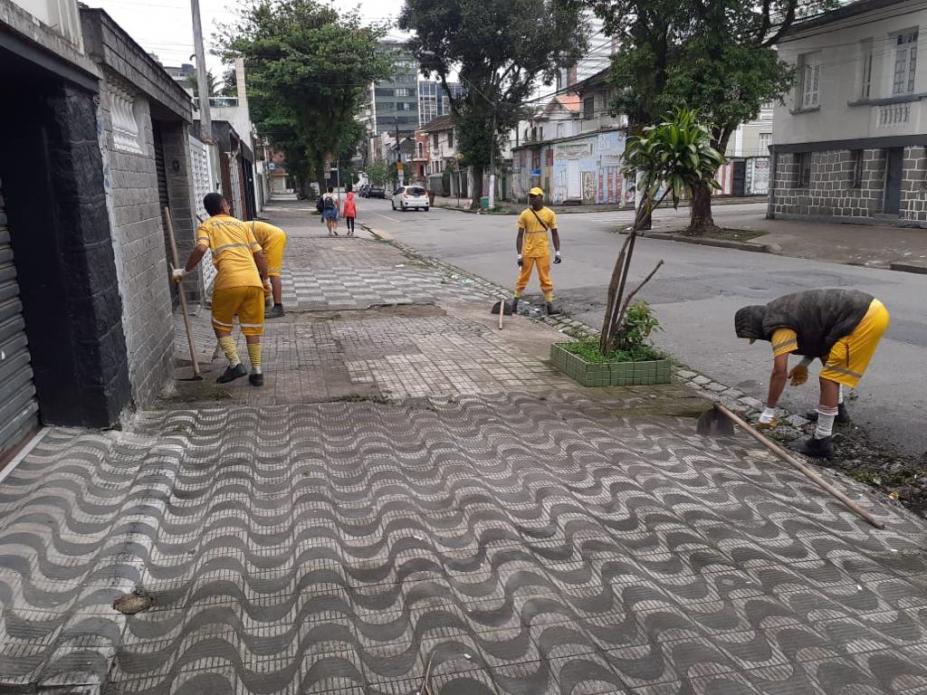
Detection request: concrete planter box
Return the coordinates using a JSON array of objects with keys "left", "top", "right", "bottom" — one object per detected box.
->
[{"left": 550, "top": 342, "right": 672, "bottom": 387}]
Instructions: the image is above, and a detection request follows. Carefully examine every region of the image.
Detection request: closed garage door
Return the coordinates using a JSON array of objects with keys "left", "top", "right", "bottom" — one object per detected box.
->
[{"left": 0, "top": 182, "right": 39, "bottom": 460}]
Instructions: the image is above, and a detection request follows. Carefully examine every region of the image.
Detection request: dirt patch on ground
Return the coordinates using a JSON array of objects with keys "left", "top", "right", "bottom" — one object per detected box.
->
[
  {"left": 287, "top": 304, "right": 447, "bottom": 323},
  {"left": 680, "top": 227, "right": 767, "bottom": 242},
  {"left": 767, "top": 417, "right": 926, "bottom": 518}
]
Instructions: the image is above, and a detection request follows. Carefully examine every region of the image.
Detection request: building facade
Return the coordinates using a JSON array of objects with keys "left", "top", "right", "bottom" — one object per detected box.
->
[
  {"left": 80, "top": 6, "right": 198, "bottom": 408},
  {"left": 417, "top": 79, "right": 463, "bottom": 126},
  {"left": 769, "top": 0, "right": 927, "bottom": 226},
  {"left": 368, "top": 41, "right": 420, "bottom": 137},
  {"left": 513, "top": 70, "right": 629, "bottom": 204}
]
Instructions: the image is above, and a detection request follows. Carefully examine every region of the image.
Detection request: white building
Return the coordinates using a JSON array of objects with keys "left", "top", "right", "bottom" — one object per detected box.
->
[{"left": 769, "top": 0, "right": 927, "bottom": 226}]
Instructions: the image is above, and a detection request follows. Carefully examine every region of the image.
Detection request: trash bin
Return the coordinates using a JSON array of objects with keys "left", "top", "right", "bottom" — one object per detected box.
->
[{"left": 480, "top": 196, "right": 489, "bottom": 209}]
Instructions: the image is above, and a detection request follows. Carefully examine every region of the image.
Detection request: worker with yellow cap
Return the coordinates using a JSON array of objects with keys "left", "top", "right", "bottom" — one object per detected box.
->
[
  {"left": 513, "top": 187, "right": 561, "bottom": 315},
  {"left": 250, "top": 220, "right": 288, "bottom": 318}
]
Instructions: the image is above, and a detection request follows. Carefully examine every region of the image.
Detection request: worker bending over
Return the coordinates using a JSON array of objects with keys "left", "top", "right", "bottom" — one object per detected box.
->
[
  {"left": 251, "top": 221, "right": 288, "bottom": 318},
  {"left": 735, "top": 289, "right": 889, "bottom": 459},
  {"left": 174, "top": 193, "right": 268, "bottom": 387}
]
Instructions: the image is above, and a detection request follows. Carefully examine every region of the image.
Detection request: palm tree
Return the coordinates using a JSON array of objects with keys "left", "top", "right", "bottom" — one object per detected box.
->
[{"left": 600, "top": 109, "right": 724, "bottom": 355}]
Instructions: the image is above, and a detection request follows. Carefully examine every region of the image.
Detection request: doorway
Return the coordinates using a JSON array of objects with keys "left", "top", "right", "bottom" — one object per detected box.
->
[{"left": 883, "top": 148, "right": 904, "bottom": 215}]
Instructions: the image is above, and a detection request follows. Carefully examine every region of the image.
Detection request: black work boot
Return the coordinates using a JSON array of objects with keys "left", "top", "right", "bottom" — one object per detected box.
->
[
  {"left": 546, "top": 302, "right": 561, "bottom": 316},
  {"left": 217, "top": 363, "right": 247, "bottom": 384},
  {"left": 511, "top": 298, "right": 519, "bottom": 314},
  {"left": 806, "top": 403, "right": 850, "bottom": 424},
  {"left": 249, "top": 372, "right": 264, "bottom": 387},
  {"left": 268, "top": 305, "right": 285, "bottom": 319},
  {"left": 796, "top": 435, "right": 834, "bottom": 460}
]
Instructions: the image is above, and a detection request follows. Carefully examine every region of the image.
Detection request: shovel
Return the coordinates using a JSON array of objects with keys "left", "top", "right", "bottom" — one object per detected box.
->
[{"left": 697, "top": 402, "right": 884, "bottom": 529}]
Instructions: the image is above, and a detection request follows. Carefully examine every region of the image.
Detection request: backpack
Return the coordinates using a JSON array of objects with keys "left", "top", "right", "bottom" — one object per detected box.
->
[
  {"left": 315, "top": 197, "right": 324, "bottom": 213},
  {"left": 323, "top": 196, "right": 336, "bottom": 210}
]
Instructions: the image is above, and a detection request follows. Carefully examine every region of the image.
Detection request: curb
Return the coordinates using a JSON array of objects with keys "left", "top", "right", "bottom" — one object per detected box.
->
[
  {"left": 360, "top": 224, "right": 393, "bottom": 242},
  {"left": 889, "top": 261, "right": 927, "bottom": 275},
  {"left": 630, "top": 230, "right": 781, "bottom": 255}
]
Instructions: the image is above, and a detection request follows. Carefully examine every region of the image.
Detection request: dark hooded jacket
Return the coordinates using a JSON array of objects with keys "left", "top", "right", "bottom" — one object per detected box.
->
[{"left": 735, "top": 289, "right": 873, "bottom": 358}]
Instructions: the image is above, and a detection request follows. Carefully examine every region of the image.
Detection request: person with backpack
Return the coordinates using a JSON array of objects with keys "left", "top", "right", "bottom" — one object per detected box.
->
[
  {"left": 343, "top": 184, "right": 358, "bottom": 237},
  {"left": 512, "top": 187, "right": 561, "bottom": 316},
  {"left": 321, "top": 186, "right": 339, "bottom": 237}
]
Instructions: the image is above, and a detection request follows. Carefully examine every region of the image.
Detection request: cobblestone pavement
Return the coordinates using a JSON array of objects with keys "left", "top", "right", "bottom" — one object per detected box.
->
[
  {"left": 3, "top": 201, "right": 927, "bottom": 694},
  {"left": 2, "top": 397, "right": 926, "bottom": 693}
]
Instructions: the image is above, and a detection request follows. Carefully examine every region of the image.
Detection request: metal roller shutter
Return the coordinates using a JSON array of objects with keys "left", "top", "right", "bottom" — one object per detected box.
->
[{"left": 0, "top": 185, "right": 39, "bottom": 459}]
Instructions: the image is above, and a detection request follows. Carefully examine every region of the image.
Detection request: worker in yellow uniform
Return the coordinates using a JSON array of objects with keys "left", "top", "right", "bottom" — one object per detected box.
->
[
  {"left": 735, "top": 289, "right": 890, "bottom": 459},
  {"left": 250, "top": 221, "right": 288, "bottom": 318},
  {"left": 513, "top": 187, "right": 561, "bottom": 316},
  {"left": 173, "top": 193, "right": 268, "bottom": 387}
]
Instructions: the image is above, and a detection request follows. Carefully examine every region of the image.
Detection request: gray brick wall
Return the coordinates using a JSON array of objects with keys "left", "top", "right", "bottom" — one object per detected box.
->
[
  {"left": 770, "top": 146, "right": 927, "bottom": 227},
  {"left": 97, "top": 76, "right": 174, "bottom": 408},
  {"left": 900, "top": 145, "right": 927, "bottom": 225},
  {"left": 769, "top": 149, "right": 886, "bottom": 220}
]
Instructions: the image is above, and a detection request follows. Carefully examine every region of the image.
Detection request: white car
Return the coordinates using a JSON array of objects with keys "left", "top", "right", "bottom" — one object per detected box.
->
[{"left": 391, "top": 185, "right": 430, "bottom": 211}]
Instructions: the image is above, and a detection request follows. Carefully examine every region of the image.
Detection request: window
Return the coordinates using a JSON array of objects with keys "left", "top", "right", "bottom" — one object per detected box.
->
[
  {"left": 850, "top": 150, "right": 864, "bottom": 188},
  {"left": 758, "top": 132, "right": 771, "bottom": 155},
  {"left": 799, "top": 54, "right": 821, "bottom": 108},
  {"left": 797, "top": 152, "right": 812, "bottom": 187},
  {"left": 892, "top": 30, "right": 918, "bottom": 95},
  {"left": 447, "top": 130, "right": 454, "bottom": 148},
  {"left": 556, "top": 123, "right": 565, "bottom": 138},
  {"left": 395, "top": 88, "right": 413, "bottom": 97},
  {"left": 417, "top": 142, "right": 424, "bottom": 159},
  {"left": 432, "top": 133, "right": 438, "bottom": 148},
  {"left": 583, "top": 95, "right": 595, "bottom": 120},
  {"left": 860, "top": 39, "right": 874, "bottom": 99}
]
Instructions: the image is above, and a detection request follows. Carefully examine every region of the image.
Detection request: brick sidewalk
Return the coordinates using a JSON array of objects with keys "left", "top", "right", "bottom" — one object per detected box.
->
[{"left": 1, "top": 199, "right": 926, "bottom": 694}]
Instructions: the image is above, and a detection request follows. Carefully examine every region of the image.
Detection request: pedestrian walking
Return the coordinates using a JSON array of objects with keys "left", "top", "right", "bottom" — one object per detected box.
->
[
  {"left": 735, "top": 289, "right": 890, "bottom": 459},
  {"left": 343, "top": 184, "right": 357, "bottom": 237},
  {"left": 322, "top": 186, "right": 339, "bottom": 237},
  {"left": 250, "top": 220, "right": 288, "bottom": 318},
  {"left": 512, "top": 187, "right": 561, "bottom": 316},
  {"left": 173, "top": 193, "right": 268, "bottom": 387}
]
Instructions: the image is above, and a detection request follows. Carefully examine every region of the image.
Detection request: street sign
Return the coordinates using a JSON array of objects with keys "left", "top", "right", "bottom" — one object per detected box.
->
[
  {"left": 531, "top": 168, "right": 541, "bottom": 177},
  {"left": 396, "top": 162, "right": 404, "bottom": 172},
  {"left": 267, "top": 162, "right": 277, "bottom": 171}
]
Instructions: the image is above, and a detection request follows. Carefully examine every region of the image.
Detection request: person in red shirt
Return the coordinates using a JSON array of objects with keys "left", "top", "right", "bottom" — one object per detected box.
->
[{"left": 343, "top": 184, "right": 358, "bottom": 237}]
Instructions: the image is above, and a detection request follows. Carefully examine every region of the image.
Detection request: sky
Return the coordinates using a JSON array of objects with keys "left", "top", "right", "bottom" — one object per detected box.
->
[{"left": 80, "top": 0, "right": 406, "bottom": 74}]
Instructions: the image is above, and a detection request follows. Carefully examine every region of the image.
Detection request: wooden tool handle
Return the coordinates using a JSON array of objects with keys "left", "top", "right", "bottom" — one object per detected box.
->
[
  {"left": 163, "top": 207, "right": 201, "bottom": 378},
  {"left": 715, "top": 403, "right": 885, "bottom": 529}
]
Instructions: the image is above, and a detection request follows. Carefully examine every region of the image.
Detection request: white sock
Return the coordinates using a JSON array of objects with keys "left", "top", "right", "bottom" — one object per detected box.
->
[
  {"left": 838, "top": 386, "right": 844, "bottom": 405},
  {"left": 814, "top": 405, "right": 839, "bottom": 439}
]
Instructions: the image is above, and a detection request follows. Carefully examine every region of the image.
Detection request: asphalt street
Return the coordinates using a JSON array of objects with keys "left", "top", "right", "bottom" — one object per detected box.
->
[{"left": 356, "top": 197, "right": 926, "bottom": 456}]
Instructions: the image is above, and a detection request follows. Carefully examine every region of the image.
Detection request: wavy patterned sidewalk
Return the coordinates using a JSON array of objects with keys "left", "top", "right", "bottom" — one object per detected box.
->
[{"left": 1, "top": 393, "right": 926, "bottom": 693}]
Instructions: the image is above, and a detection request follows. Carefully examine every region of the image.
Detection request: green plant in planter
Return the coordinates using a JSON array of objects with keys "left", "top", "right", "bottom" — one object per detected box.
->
[
  {"left": 599, "top": 108, "right": 723, "bottom": 356},
  {"left": 565, "top": 300, "right": 663, "bottom": 363}
]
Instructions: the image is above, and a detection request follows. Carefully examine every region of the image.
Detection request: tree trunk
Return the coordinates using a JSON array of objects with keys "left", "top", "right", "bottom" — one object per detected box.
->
[
  {"left": 468, "top": 165, "right": 483, "bottom": 209},
  {"left": 687, "top": 180, "right": 718, "bottom": 235}
]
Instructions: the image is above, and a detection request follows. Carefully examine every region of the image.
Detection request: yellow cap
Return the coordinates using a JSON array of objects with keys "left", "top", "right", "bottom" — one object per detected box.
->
[{"left": 529, "top": 187, "right": 544, "bottom": 197}]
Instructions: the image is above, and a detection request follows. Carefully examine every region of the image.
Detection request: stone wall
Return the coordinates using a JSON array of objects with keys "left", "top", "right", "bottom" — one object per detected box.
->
[
  {"left": 900, "top": 145, "right": 927, "bottom": 226},
  {"left": 770, "top": 146, "right": 927, "bottom": 227},
  {"left": 97, "top": 75, "right": 174, "bottom": 408},
  {"left": 769, "top": 149, "right": 886, "bottom": 220}
]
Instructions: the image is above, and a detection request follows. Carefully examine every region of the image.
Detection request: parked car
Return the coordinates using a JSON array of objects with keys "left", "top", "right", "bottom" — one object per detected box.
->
[
  {"left": 367, "top": 184, "right": 386, "bottom": 199},
  {"left": 391, "top": 185, "right": 429, "bottom": 211}
]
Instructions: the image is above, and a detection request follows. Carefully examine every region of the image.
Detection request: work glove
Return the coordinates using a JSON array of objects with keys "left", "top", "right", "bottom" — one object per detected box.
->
[
  {"left": 171, "top": 268, "right": 186, "bottom": 284},
  {"left": 755, "top": 406, "right": 779, "bottom": 431},
  {"left": 516, "top": 254, "right": 523, "bottom": 267},
  {"left": 789, "top": 363, "right": 809, "bottom": 387},
  {"left": 554, "top": 252, "right": 562, "bottom": 264}
]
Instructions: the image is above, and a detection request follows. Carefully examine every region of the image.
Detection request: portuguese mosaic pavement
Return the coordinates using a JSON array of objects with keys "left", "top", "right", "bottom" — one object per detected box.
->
[{"left": 2, "top": 206, "right": 925, "bottom": 694}]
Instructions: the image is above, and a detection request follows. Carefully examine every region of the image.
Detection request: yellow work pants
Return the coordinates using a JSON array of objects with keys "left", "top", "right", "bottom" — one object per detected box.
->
[{"left": 514, "top": 255, "right": 553, "bottom": 302}]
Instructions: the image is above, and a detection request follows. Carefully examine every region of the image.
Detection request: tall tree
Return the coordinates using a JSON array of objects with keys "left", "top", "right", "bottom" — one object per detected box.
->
[
  {"left": 584, "top": 0, "right": 832, "bottom": 233},
  {"left": 399, "top": 0, "right": 586, "bottom": 206},
  {"left": 217, "top": 0, "right": 392, "bottom": 194}
]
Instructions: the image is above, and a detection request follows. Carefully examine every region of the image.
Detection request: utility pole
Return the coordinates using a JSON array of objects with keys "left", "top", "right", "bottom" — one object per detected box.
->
[
  {"left": 191, "top": 0, "right": 212, "bottom": 144},
  {"left": 488, "top": 107, "right": 497, "bottom": 210}
]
